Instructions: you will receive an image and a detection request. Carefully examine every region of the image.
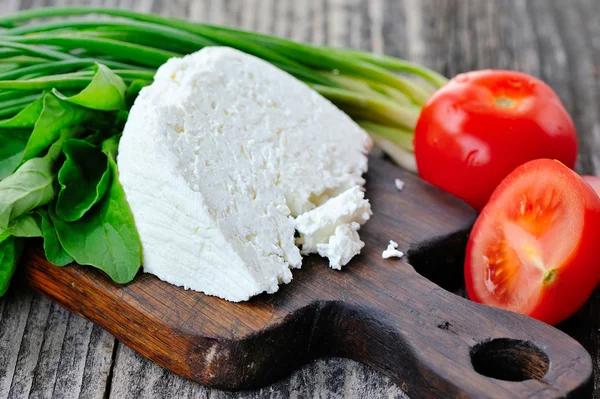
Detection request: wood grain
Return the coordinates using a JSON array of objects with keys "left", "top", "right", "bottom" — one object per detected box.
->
[{"left": 0, "top": 0, "right": 599, "bottom": 398}]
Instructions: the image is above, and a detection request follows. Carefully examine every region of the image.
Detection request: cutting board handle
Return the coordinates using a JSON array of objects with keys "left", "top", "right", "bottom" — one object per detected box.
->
[{"left": 322, "top": 264, "right": 593, "bottom": 398}]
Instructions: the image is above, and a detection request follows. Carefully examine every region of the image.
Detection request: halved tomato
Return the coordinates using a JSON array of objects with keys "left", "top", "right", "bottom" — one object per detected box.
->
[
  {"left": 583, "top": 175, "right": 600, "bottom": 197},
  {"left": 465, "top": 159, "right": 600, "bottom": 325}
]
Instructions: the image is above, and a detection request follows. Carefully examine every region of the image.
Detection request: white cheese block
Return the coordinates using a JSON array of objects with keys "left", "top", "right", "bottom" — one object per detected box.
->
[{"left": 118, "top": 47, "right": 372, "bottom": 302}]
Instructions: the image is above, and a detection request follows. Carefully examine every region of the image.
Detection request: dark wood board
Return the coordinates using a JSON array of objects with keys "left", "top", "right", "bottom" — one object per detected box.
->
[{"left": 22, "top": 156, "right": 593, "bottom": 398}]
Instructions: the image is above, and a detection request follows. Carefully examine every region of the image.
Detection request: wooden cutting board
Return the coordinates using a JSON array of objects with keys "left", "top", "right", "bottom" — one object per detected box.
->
[{"left": 21, "top": 156, "right": 592, "bottom": 398}]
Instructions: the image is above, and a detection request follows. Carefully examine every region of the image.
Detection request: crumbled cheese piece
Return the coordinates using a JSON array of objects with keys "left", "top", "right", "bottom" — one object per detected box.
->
[
  {"left": 118, "top": 47, "right": 372, "bottom": 302},
  {"left": 295, "top": 186, "right": 372, "bottom": 267},
  {"left": 395, "top": 178, "right": 405, "bottom": 191},
  {"left": 382, "top": 240, "right": 404, "bottom": 259},
  {"left": 316, "top": 223, "right": 364, "bottom": 270}
]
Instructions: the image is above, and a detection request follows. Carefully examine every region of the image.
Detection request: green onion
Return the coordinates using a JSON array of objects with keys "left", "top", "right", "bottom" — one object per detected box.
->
[
  {"left": 322, "top": 48, "right": 448, "bottom": 88},
  {"left": 3, "top": 36, "right": 179, "bottom": 68},
  {"left": 312, "top": 85, "right": 419, "bottom": 130},
  {"left": 0, "top": 56, "right": 49, "bottom": 65},
  {"left": 0, "top": 93, "right": 42, "bottom": 118},
  {"left": 0, "top": 59, "right": 149, "bottom": 81},
  {"left": 0, "top": 5, "right": 450, "bottom": 172},
  {"left": 1, "top": 18, "right": 216, "bottom": 48},
  {"left": 0, "top": 40, "right": 74, "bottom": 61},
  {"left": 0, "top": 77, "right": 92, "bottom": 91}
]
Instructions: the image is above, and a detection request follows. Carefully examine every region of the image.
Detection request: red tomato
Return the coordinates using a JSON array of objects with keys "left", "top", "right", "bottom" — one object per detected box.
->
[
  {"left": 583, "top": 175, "right": 600, "bottom": 197},
  {"left": 414, "top": 70, "right": 578, "bottom": 211},
  {"left": 465, "top": 159, "right": 600, "bottom": 325}
]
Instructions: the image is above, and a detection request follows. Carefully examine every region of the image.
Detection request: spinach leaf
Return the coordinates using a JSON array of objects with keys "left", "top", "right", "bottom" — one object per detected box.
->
[
  {"left": 38, "top": 209, "right": 73, "bottom": 266},
  {"left": 0, "top": 93, "right": 91, "bottom": 178},
  {"left": 0, "top": 128, "right": 78, "bottom": 230},
  {"left": 82, "top": 110, "right": 128, "bottom": 147},
  {"left": 0, "top": 128, "right": 30, "bottom": 180},
  {"left": 0, "top": 66, "right": 126, "bottom": 178},
  {"left": 52, "top": 136, "right": 141, "bottom": 284},
  {"left": 102, "top": 134, "right": 120, "bottom": 158},
  {"left": 22, "top": 93, "right": 92, "bottom": 162},
  {"left": 53, "top": 64, "right": 127, "bottom": 111},
  {"left": 0, "top": 233, "right": 24, "bottom": 297},
  {"left": 0, "top": 96, "right": 44, "bottom": 128},
  {"left": 7, "top": 212, "right": 42, "bottom": 237},
  {"left": 0, "top": 154, "right": 56, "bottom": 229},
  {"left": 56, "top": 139, "right": 111, "bottom": 222},
  {"left": 125, "top": 79, "right": 149, "bottom": 108}
]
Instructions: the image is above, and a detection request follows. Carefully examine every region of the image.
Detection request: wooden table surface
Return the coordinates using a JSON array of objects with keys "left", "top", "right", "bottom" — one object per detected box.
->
[{"left": 0, "top": 0, "right": 598, "bottom": 398}]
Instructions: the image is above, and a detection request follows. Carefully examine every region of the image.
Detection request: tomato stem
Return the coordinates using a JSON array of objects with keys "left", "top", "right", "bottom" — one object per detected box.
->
[{"left": 495, "top": 96, "right": 516, "bottom": 109}]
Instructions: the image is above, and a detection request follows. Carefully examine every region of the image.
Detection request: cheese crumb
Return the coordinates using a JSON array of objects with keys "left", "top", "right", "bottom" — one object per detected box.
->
[
  {"left": 382, "top": 240, "right": 404, "bottom": 259},
  {"left": 316, "top": 223, "right": 364, "bottom": 270},
  {"left": 394, "top": 178, "right": 405, "bottom": 191},
  {"left": 295, "top": 186, "right": 372, "bottom": 268}
]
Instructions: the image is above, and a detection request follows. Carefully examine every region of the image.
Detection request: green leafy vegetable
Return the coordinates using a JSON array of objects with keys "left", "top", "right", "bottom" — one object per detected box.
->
[
  {"left": 7, "top": 212, "right": 42, "bottom": 237},
  {"left": 0, "top": 128, "right": 29, "bottom": 180},
  {"left": 52, "top": 63, "right": 126, "bottom": 111},
  {"left": 0, "top": 152, "right": 57, "bottom": 229},
  {"left": 56, "top": 138, "right": 111, "bottom": 221},
  {"left": 0, "top": 65, "right": 125, "bottom": 177},
  {"left": 0, "top": 232, "right": 24, "bottom": 296},
  {"left": 38, "top": 209, "right": 73, "bottom": 266},
  {"left": 21, "top": 93, "right": 92, "bottom": 162},
  {"left": 0, "top": 92, "right": 91, "bottom": 169},
  {"left": 52, "top": 136, "right": 141, "bottom": 284},
  {"left": 125, "top": 80, "right": 148, "bottom": 107},
  {"left": 0, "top": 95, "right": 44, "bottom": 127}
]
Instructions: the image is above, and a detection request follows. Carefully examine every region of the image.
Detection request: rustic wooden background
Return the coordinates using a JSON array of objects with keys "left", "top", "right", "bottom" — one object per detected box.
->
[{"left": 0, "top": 0, "right": 599, "bottom": 398}]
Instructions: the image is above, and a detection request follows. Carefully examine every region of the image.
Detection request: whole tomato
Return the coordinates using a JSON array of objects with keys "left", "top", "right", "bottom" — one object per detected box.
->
[{"left": 414, "top": 70, "right": 578, "bottom": 211}]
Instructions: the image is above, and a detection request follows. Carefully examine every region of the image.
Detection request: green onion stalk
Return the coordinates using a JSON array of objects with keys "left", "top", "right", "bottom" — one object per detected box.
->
[{"left": 0, "top": 6, "right": 448, "bottom": 172}]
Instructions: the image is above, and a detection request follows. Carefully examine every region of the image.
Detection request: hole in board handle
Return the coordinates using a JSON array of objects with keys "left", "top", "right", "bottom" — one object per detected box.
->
[{"left": 470, "top": 338, "right": 549, "bottom": 382}]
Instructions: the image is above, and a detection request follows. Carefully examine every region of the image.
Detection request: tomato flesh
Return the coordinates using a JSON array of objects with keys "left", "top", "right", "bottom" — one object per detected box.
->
[
  {"left": 465, "top": 159, "right": 600, "bottom": 325},
  {"left": 415, "top": 70, "right": 578, "bottom": 211}
]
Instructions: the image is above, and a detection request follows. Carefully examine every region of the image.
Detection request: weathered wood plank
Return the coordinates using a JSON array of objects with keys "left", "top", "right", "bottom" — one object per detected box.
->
[
  {"left": 0, "top": 291, "right": 33, "bottom": 399},
  {"left": 109, "top": 345, "right": 407, "bottom": 399},
  {"left": 27, "top": 302, "right": 70, "bottom": 399},
  {"left": 0, "top": 290, "right": 115, "bottom": 399},
  {"left": 51, "top": 314, "right": 94, "bottom": 399},
  {"left": 77, "top": 325, "right": 116, "bottom": 399},
  {"left": 7, "top": 294, "right": 52, "bottom": 399}
]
